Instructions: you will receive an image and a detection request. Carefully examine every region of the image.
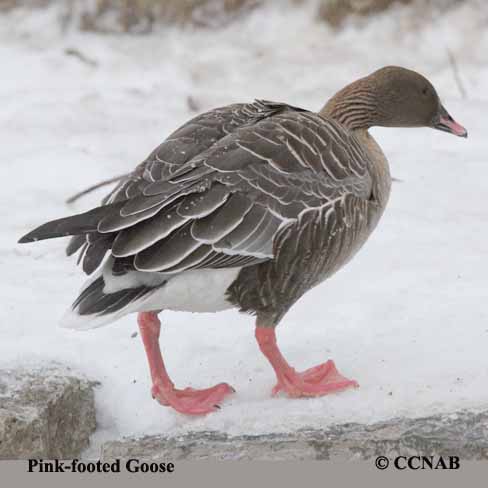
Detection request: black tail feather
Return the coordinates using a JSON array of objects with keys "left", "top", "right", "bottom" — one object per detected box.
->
[
  {"left": 73, "top": 275, "right": 160, "bottom": 317},
  {"left": 18, "top": 202, "right": 124, "bottom": 243},
  {"left": 66, "top": 234, "right": 87, "bottom": 256},
  {"left": 81, "top": 234, "right": 115, "bottom": 275}
]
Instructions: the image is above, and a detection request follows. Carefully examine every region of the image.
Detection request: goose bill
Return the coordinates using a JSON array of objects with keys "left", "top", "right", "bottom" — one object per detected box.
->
[{"left": 434, "top": 107, "right": 468, "bottom": 138}]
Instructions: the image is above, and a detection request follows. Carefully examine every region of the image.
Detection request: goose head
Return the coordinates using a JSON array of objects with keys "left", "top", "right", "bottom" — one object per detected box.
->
[{"left": 322, "top": 66, "right": 467, "bottom": 138}]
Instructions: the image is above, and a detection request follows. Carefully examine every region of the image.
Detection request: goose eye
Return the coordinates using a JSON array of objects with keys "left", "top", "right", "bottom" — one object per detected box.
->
[{"left": 422, "top": 87, "right": 429, "bottom": 96}]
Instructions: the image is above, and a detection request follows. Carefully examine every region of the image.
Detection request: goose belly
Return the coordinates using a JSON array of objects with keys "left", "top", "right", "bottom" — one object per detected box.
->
[{"left": 136, "top": 267, "right": 241, "bottom": 313}]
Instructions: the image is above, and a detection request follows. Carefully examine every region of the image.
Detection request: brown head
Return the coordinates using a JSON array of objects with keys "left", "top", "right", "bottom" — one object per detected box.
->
[{"left": 321, "top": 66, "right": 467, "bottom": 137}]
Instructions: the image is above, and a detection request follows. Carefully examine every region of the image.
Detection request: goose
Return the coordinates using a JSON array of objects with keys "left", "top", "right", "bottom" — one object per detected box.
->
[{"left": 19, "top": 66, "right": 467, "bottom": 415}]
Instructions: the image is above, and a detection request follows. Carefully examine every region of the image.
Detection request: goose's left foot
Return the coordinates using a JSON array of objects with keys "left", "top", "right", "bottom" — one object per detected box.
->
[
  {"left": 271, "top": 359, "right": 358, "bottom": 397},
  {"left": 255, "top": 325, "right": 358, "bottom": 398}
]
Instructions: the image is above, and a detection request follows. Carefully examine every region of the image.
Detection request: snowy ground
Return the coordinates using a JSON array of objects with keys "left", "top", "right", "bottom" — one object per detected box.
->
[{"left": 1, "top": 1, "right": 487, "bottom": 456}]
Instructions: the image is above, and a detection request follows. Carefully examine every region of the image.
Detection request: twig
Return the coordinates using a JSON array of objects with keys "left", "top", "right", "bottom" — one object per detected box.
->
[
  {"left": 187, "top": 95, "right": 200, "bottom": 113},
  {"left": 64, "top": 47, "right": 98, "bottom": 68},
  {"left": 446, "top": 47, "right": 467, "bottom": 99},
  {"left": 66, "top": 173, "right": 129, "bottom": 204}
]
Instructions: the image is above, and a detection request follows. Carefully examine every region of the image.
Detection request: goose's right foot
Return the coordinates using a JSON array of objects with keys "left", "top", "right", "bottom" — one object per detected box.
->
[
  {"left": 138, "top": 311, "right": 234, "bottom": 416},
  {"left": 151, "top": 382, "right": 235, "bottom": 415}
]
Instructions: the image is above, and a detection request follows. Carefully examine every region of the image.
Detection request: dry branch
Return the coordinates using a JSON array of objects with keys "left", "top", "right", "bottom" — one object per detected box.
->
[
  {"left": 66, "top": 173, "right": 129, "bottom": 204},
  {"left": 446, "top": 47, "right": 467, "bottom": 99}
]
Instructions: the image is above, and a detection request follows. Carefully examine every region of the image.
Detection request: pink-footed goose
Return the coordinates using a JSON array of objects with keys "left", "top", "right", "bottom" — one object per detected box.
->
[{"left": 19, "top": 66, "right": 467, "bottom": 415}]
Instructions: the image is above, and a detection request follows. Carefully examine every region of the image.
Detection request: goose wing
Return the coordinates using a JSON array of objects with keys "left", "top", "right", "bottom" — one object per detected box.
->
[
  {"left": 69, "top": 105, "right": 374, "bottom": 276},
  {"left": 66, "top": 100, "right": 304, "bottom": 265},
  {"left": 105, "top": 100, "right": 306, "bottom": 204}
]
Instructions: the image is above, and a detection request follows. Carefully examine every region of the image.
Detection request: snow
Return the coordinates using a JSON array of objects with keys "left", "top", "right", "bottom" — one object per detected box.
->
[{"left": 1, "top": 1, "right": 487, "bottom": 457}]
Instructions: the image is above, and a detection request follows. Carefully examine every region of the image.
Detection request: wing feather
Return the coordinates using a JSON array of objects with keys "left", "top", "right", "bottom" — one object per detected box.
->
[
  {"left": 111, "top": 208, "right": 188, "bottom": 257},
  {"left": 134, "top": 222, "right": 201, "bottom": 272},
  {"left": 212, "top": 205, "right": 267, "bottom": 250},
  {"left": 176, "top": 183, "right": 229, "bottom": 218},
  {"left": 156, "top": 245, "right": 214, "bottom": 274},
  {"left": 231, "top": 212, "right": 275, "bottom": 255},
  {"left": 97, "top": 200, "right": 168, "bottom": 233},
  {"left": 245, "top": 217, "right": 282, "bottom": 255},
  {"left": 190, "top": 193, "right": 254, "bottom": 244}
]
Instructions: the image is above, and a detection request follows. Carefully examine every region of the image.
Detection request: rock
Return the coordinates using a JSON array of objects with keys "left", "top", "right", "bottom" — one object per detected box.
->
[
  {"left": 101, "top": 409, "right": 488, "bottom": 461},
  {"left": 0, "top": 364, "right": 97, "bottom": 459}
]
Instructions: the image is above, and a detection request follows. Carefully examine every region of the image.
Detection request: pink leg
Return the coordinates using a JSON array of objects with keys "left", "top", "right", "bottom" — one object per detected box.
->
[
  {"left": 138, "top": 312, "right": 235, "bottom": 415},
  {"left": 255, "top": 324, "right": 358, "bottom": 398}
]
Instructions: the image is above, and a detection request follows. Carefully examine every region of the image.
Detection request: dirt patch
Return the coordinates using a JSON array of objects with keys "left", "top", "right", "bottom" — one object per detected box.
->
[
  {"left": 317, "top": 0, "right": 468, "bottom": 29},
  {"left": 70, "top": 0, "right": 262, "bottom": 33}
]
